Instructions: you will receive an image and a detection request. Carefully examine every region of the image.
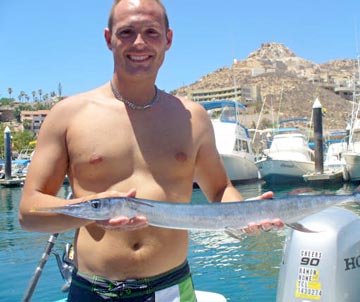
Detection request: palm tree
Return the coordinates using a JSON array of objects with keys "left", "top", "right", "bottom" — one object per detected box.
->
[
  {"left": 32, "top": 91, "right": 36, "bottom": 102},
  {"left": 8, "top": 87, "right": 13, "bottom": 100},
  {"left": 38, "top": 89, "right": 43, "bottom": 101},
  {"left": 58, "top": 82, "right": 62, "bottom": 100},
  {"left": 19, "top": 91, "right": 26, "bottom": 102}
]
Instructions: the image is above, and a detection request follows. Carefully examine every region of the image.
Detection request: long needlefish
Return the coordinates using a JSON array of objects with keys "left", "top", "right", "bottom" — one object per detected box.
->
[{"left": 32, "top": 192, "right": 360, "bottom": 234}]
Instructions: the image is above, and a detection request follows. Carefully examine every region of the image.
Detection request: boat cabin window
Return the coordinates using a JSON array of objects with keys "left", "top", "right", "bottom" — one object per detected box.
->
[{"left": 234, "top": 139, "right": 249, "bottom": 152}]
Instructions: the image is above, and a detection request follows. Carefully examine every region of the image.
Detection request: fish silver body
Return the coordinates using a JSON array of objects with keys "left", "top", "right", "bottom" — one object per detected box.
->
[{"left": 33, "top": 192, "right": 360, "bottom": 232}]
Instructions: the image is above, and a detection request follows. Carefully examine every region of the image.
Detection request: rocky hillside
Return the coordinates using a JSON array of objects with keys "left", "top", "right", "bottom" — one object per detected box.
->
[{"left": 174, "top": 42, "right": 359, "bottom": 131}]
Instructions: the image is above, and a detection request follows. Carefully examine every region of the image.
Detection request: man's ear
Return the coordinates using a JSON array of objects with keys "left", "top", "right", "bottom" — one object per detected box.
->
[
  {"left": 165, "top": 29, "right": 173, "bottom": 51},
  {"left": 104, "top": 28, "right": 112, "bottom": 50}
]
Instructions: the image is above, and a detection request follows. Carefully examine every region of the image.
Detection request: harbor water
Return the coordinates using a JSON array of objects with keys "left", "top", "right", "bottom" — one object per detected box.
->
[{"left": 0, "top": 181, "right": 358, "bottom": 302}]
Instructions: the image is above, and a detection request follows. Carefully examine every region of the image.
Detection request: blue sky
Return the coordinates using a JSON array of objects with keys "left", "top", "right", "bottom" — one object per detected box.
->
[{"left": 1, "top": 0, "right": 360, "bottom": 100}]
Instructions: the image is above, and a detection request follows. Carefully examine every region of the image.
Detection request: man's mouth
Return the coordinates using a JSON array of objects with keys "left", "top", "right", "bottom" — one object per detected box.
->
[{"left": 129, "top": 55, "right": 151, "bottom": 62}]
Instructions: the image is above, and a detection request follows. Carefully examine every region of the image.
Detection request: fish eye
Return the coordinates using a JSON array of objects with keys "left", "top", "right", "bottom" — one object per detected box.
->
[{"left": 90, "top": 200, "right": 101, "bottom": 209}]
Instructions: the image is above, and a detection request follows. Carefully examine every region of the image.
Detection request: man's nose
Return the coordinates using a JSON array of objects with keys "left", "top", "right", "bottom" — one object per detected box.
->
[{"left": 133, "top": 33, "right": 145, "bottom": 45}]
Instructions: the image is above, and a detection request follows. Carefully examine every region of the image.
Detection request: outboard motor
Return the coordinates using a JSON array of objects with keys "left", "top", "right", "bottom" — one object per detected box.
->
[{"left": 277, "top": 207, "right": 360, "bottom": 302}]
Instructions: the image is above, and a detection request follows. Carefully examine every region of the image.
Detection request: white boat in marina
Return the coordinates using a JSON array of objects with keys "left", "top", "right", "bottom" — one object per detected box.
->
[
  {"left": 255, "top": 119, "right": 315, "bottom": 183},
  {"left": 303, "top": 131, "right": 349, "bottom": 183},
  {"left": 342, "top": 56, "right": 360, "bottom": 181},
  {"left": 342, "top": 124, "right": 360, "bottom": 182},
  {"left": 343, "top": 150, "right": 360, "bottom": 180},
  {"left": 320, "top": 131, "right": 351, "bottom": 182},
  {"left": 323, "top": 131, "right": 348, "bottom": 171},
  {"left": 200, "top": 100, "right": 259, "bottom": 183},
  {"left": 342, "top": 131, "right": 360, "bottom": 180}
]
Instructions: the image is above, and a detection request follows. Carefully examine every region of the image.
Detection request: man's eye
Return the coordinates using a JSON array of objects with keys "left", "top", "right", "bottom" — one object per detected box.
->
[
  {"left": 146, "top": 29, "right": 160, "bottom": 37},
  {"left": 116, "top": 29, "right": 133, "bottom": 38}
]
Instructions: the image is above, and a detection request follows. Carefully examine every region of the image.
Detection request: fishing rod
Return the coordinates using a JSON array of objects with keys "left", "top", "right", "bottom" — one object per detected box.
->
[
  {"left": 22, "top": 191, "right": 73, "bottom": 302},
  {"left": 22, "top": 233, "right": 59, "bottom": 302}
]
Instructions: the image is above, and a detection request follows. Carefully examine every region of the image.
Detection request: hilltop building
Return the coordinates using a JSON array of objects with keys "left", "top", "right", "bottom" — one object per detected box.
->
[
  {"left": 20, "top": 110, "right": 50, "bottom": 134},
  {"left": 188, "top": 85, "right": 261, "bottom": 104},
  {"left": 181, "top": 43, "right": 359, "bottom": 105}
]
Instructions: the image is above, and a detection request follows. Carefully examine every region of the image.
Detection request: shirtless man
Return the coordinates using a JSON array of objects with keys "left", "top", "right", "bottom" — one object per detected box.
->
[{"left": 19, "top": 1, "right": 283, "bottom": 301}]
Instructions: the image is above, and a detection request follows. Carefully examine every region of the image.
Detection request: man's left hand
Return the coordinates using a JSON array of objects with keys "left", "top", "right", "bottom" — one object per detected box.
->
[{"left": 243, "top": 191, "right": 285, "bottom": 235}]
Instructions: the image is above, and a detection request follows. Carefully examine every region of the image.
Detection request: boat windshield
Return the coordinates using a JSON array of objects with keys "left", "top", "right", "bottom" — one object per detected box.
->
[
  {"left": 220, "top": 105, "right": 236, "bottom": 123},
  {"left": 200, "top": 100, "right": 246, "bottom": 124}
]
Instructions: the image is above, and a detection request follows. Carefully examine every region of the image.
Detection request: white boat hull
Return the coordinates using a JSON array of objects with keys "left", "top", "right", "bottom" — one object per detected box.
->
[
  {"left": 256, "top": 158, "right": 314, "bottom": 183},
  {"left": 343, "top": 152, "right": 360, "bottom": 181},
  {"left": 200, "top": 100, "right": 259, "bottom": 184},
  {"left": 221, "top": 153, "right": 259, "bottom": 183},
  {"left": 255, "top": 128, "right": 315, "bottom": 183}
]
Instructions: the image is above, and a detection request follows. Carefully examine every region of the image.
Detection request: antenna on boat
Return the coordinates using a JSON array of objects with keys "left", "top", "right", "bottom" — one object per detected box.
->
[
  {"left": 347, "top": 24, "right": 360, "bottom": 146},
  {"left": 276, "top": 82, "right": 284, "bottom": 127},
  {"left": 252, "top": 95, "right": 267, "bottom": 144},
  {"left": 354, "top": 17, "right": 359, "bottom": 57}
]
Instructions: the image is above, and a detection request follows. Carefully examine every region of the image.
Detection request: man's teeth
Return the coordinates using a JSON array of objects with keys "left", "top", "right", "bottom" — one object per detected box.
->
[{"left": 130, "top": 55, "right": 149, "bottom": 61}]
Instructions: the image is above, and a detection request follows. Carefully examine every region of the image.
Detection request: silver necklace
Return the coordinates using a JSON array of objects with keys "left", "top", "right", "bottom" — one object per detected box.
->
[{"left": 110, "top": 81, "right": 159, "bottom": 110}]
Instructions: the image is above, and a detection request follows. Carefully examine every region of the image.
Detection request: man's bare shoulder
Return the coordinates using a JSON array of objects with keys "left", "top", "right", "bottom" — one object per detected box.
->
[
  {"left": 165, "top": 94, "right": 213, "bottom": 139},
  {"left": 46, "top": 85, "right": 109, "bottom": 120},
  {"left": 180, "top": 96, "right": 211, "bottom": 124},
  {"left": 53, "top": 85, "right": 107, "bottom": 110},
  {"left": 167, "top": 94, "right": 208, "bottom": 117}
]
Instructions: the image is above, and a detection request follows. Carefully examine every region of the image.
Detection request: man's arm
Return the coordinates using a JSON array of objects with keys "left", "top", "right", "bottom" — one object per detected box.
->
[
  {"left": 19, "top": 101, "right": 92, "bottom": 233},
  {"left": 192, "top": 102, "right": 243, "bottom": 202}
]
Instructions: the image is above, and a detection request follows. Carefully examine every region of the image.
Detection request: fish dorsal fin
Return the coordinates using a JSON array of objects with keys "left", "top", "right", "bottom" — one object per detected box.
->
[
  {"left": 353, "top": 186, "right": 360, "bottom": 194},
  {"left": 126, "top": 197, "right": 154, "bottom": 207}
]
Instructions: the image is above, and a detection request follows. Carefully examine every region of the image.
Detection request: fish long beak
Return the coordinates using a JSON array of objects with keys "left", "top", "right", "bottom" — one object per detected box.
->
[{"left": 30, "top": 203, "right": 80, "bottom": 213}]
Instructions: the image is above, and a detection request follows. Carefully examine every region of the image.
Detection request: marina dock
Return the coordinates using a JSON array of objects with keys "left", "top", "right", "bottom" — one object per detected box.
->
[
  {"left": 0, "top": 177, "right": 26, "bottom": 187},
  {"left": 303, "top": 169, "right": 345, "bottom": 183}
]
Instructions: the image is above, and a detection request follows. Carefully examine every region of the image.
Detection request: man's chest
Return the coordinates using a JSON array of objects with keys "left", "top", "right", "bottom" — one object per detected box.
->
[{"left": 66, "top": 117, "right": 196, "bottom": 181}]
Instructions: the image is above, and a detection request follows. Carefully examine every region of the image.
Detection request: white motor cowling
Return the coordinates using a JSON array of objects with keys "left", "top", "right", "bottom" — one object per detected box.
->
[{"left": 276, "top": 207, "right": 360, "bottom": 302}]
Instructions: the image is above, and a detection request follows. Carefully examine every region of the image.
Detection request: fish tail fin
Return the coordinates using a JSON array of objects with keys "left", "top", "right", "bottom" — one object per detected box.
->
[
  {"left": 354, "top": 185, "right": 360, "bottom": 193},
  {"left": 352, "top": 188, "right": 360, "bottom": 204},
  {"left": 286, "top": 222, "right": 319, "bottom": 233},
  {"left": 353, "top": 185, "right": 360, "bottom": 203}
]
